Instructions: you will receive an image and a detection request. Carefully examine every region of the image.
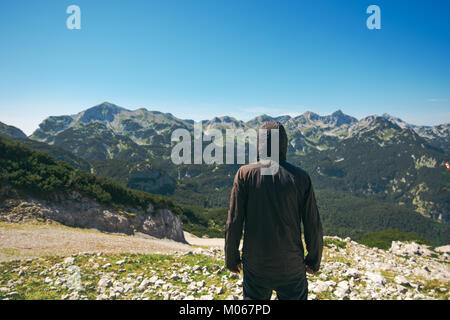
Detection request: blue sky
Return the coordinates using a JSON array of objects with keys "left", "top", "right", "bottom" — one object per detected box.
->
[{"left": 0, "top": 0, "right": 449, "bottom": 135}]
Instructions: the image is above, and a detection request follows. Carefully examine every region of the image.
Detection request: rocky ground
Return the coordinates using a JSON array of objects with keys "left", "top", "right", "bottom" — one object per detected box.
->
[{"left": 0, "top": 223, "right": 449, "bottom": 300}]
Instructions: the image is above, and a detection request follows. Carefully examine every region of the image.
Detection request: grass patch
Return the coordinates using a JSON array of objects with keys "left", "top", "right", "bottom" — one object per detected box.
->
[
  {"left": 357, "top": 229, "right": 433, "bottom": 250},
  {"left": 324, "top": 238, "right": 347, "bottom": 249}
]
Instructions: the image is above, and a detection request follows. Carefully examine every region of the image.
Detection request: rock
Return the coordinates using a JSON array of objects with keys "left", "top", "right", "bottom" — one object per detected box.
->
[
  {"left": 414, "top": 293, "right": 426, "bottom": 299},
  {"left": 5, "top": 292, "right": 18, "bottom": 297},
  {"left": 435, "top": 245, "right": 450, "bottom": 254},
  {"left": 0, "top": 193, "right": 186, "bottom": 243},
  {"left": 311, "top": 280, "right": 329, "bottom": 294},
  {"left": 169, "top": 272, "right": 180, "bottom": 280},
  {"left": 333, "top": 287, "right": 349, "bottom": 300},
  {"left": 192, "top": 265, "right": 201, "bottom": 272},
  {"left": 96, "top": 294, "right": 109, "bottom": 300},
  {"left": 102, "top": 263, "right": 112, "bottom": 269},
  {"left": 116, "top": 260, "right": 126, "bottom": 265},
  {"left": 215, "top": 286, "right": 224, "bottom": 295},
  {"left": 97, "top": 276, "right": 113, "bottom": 293},
  {"left": 155, "top": 279, "right": 165, "bottom": 287},
  {"left": 138, "top": 278, "right": 152, "bottom": 291},
  {"left": 365, "top": 272, "right": 386, "bottom": 286},
  {"left": 389, "top": 241, "right": 433, "bottom": 257},
  {"left": 187, "top": 283, "right": 197, "bottom": 291},
  {"left": 193, "top": 248, "right": 205, "bottom": 255},
  {"left": 229, "top": 273, "right": 239, "bottom": 280},
  {"left": 343, "top": 268, "right": 360, "bottom": 279},
  {"left": 394, "top": 276, "right": 410, "bottom": 287},
  {"left": 337, "top": 281, "right": 350, "bottom": 293},
  {"left": 63, "top": 257, "right": 75, "bottom": 265},
  {"left": 162, "top": 283, "right": 172, "bottom": 291}
]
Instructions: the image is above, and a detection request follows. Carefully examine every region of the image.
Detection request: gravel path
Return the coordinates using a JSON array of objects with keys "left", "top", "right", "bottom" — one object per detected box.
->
[
  {"left": 0, "top": 222, "right": 209, "bottom": 262},
  {"left": 183, "top": 232, "right": 225, "bottom": 248}
]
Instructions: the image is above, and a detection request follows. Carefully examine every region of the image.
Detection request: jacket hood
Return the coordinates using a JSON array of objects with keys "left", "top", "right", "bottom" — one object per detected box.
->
[{"left": 257, "top": 121, "right": 288, "bottom": 162}]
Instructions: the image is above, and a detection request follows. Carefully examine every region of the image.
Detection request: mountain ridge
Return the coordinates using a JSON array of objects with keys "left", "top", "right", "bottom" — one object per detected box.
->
[{"left": 2, "top": 102, "right": 449, "bottom": 222}]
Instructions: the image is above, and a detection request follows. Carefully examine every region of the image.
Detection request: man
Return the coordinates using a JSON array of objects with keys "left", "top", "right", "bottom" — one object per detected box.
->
[{"left": 225, "top": 121, "right": 323, "bottom": 300}]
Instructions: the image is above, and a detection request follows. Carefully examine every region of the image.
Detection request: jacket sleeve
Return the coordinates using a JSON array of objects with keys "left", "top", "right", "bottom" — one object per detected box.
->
[
  {"left": 225, "top": 168, "right": 246, "bottom": 270},
  {"left": 301, "top": 175, "right": 323, "bottom": 272}
]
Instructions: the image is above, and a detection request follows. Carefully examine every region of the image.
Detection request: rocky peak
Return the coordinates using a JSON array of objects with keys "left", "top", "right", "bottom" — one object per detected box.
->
[
  {"left": 330, "top": 109, "right": 358, "bottom": 126},
  {"left": 302, "top": 111, "right": 320, "bottom": 121},
  {"left": 79, "top": 102, "right": 128, "bottom": 123}
]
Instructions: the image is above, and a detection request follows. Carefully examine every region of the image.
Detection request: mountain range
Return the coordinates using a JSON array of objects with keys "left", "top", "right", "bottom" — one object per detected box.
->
[{"left": 1, "top": 102, "right": 449, "bottom": 225}]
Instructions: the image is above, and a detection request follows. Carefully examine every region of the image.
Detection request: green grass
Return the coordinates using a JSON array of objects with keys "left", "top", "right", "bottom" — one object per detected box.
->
[
  {"left": 324, "top": 238, "right": 347, "bottom": 249},
  {"left": 358, "top": 229, "right": 433, "bottom": 250},
  {"left": 0, "top": 253, "right": 236, "bottom": 300}
]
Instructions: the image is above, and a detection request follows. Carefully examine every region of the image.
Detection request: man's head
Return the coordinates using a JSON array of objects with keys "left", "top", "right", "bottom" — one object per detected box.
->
[{"left": 257, "top": 121, "right": 288, "bottom": 162}]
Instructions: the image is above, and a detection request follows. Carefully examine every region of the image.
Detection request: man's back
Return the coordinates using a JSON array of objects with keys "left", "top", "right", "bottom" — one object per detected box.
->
[{"left": 225, "top": 159, "right": 323, "bottom": 282}]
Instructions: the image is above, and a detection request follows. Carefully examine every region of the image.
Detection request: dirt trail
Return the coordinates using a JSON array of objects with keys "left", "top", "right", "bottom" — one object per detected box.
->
[
  {"left": 0, "top": 222, "right": 225, "bottom": 262},
  {"left": 183, "top": 232, "right": 225, "bottom": 248}
]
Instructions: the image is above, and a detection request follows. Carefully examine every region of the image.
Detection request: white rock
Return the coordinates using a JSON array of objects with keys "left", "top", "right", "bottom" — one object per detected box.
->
[
  {"left": 138, "top": 278, "right": 152, "bottom": 291},
  {"left": 343, "top": 268, "right": 360, "bottom": 279},
  {"left": 187, "top": 283, "right": 197, "bottom": 291},
  {"left": 389, "top": 241, "right": 433, "bottom": 257},
  {"left": 215, "top": 286, "right": 224, "bottom": 295},
  {"left": 365, "top": 272, "right": 386, "bottom": 286},
  {"left": 311, "top": 280, "right": 329, "bottom": 293},
  {"left": 337, "top": 280, "right": 350, "bottom": 293},
  {"left": 155, "top": 279, "right": 165, "bottom": 287},
  {"left": 394, "top": 275, "right": 410, "bottom": 287},
  {"left": 63, "top": 257, "right": 75, "bottom": 265},
  {"left": 229, "top": 273, "right": 239, "bottom": 280}
]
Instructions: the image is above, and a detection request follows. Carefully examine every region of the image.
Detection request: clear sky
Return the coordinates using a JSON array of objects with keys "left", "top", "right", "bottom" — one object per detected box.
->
[{"left": 0, "top": 0, "right": 449, "bottom": 135}]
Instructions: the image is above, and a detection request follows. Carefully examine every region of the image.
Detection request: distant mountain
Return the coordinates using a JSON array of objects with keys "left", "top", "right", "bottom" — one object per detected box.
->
[
  {"left": 0, "top": 121, "right": 90, "bottom": 170},
  {"left": 381, "top": 113, "right": 450, "bottom": 153},
  {"left": 288, "top": 116, "right": 449, "bottom": 220},
  {"left": 30, "top": 102, "right": 191, "bottom": 161},
  {"left": 0, "top": 121, "right": 27, "bottom": 139},
  {"left": 29, "top": 102, "right": 449, "bottom": 220}
]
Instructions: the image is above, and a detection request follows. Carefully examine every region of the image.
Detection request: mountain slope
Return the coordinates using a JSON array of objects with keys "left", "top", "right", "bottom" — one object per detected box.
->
[{"left": 0, "top": 121, "right": 27, "bottom": 139}]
